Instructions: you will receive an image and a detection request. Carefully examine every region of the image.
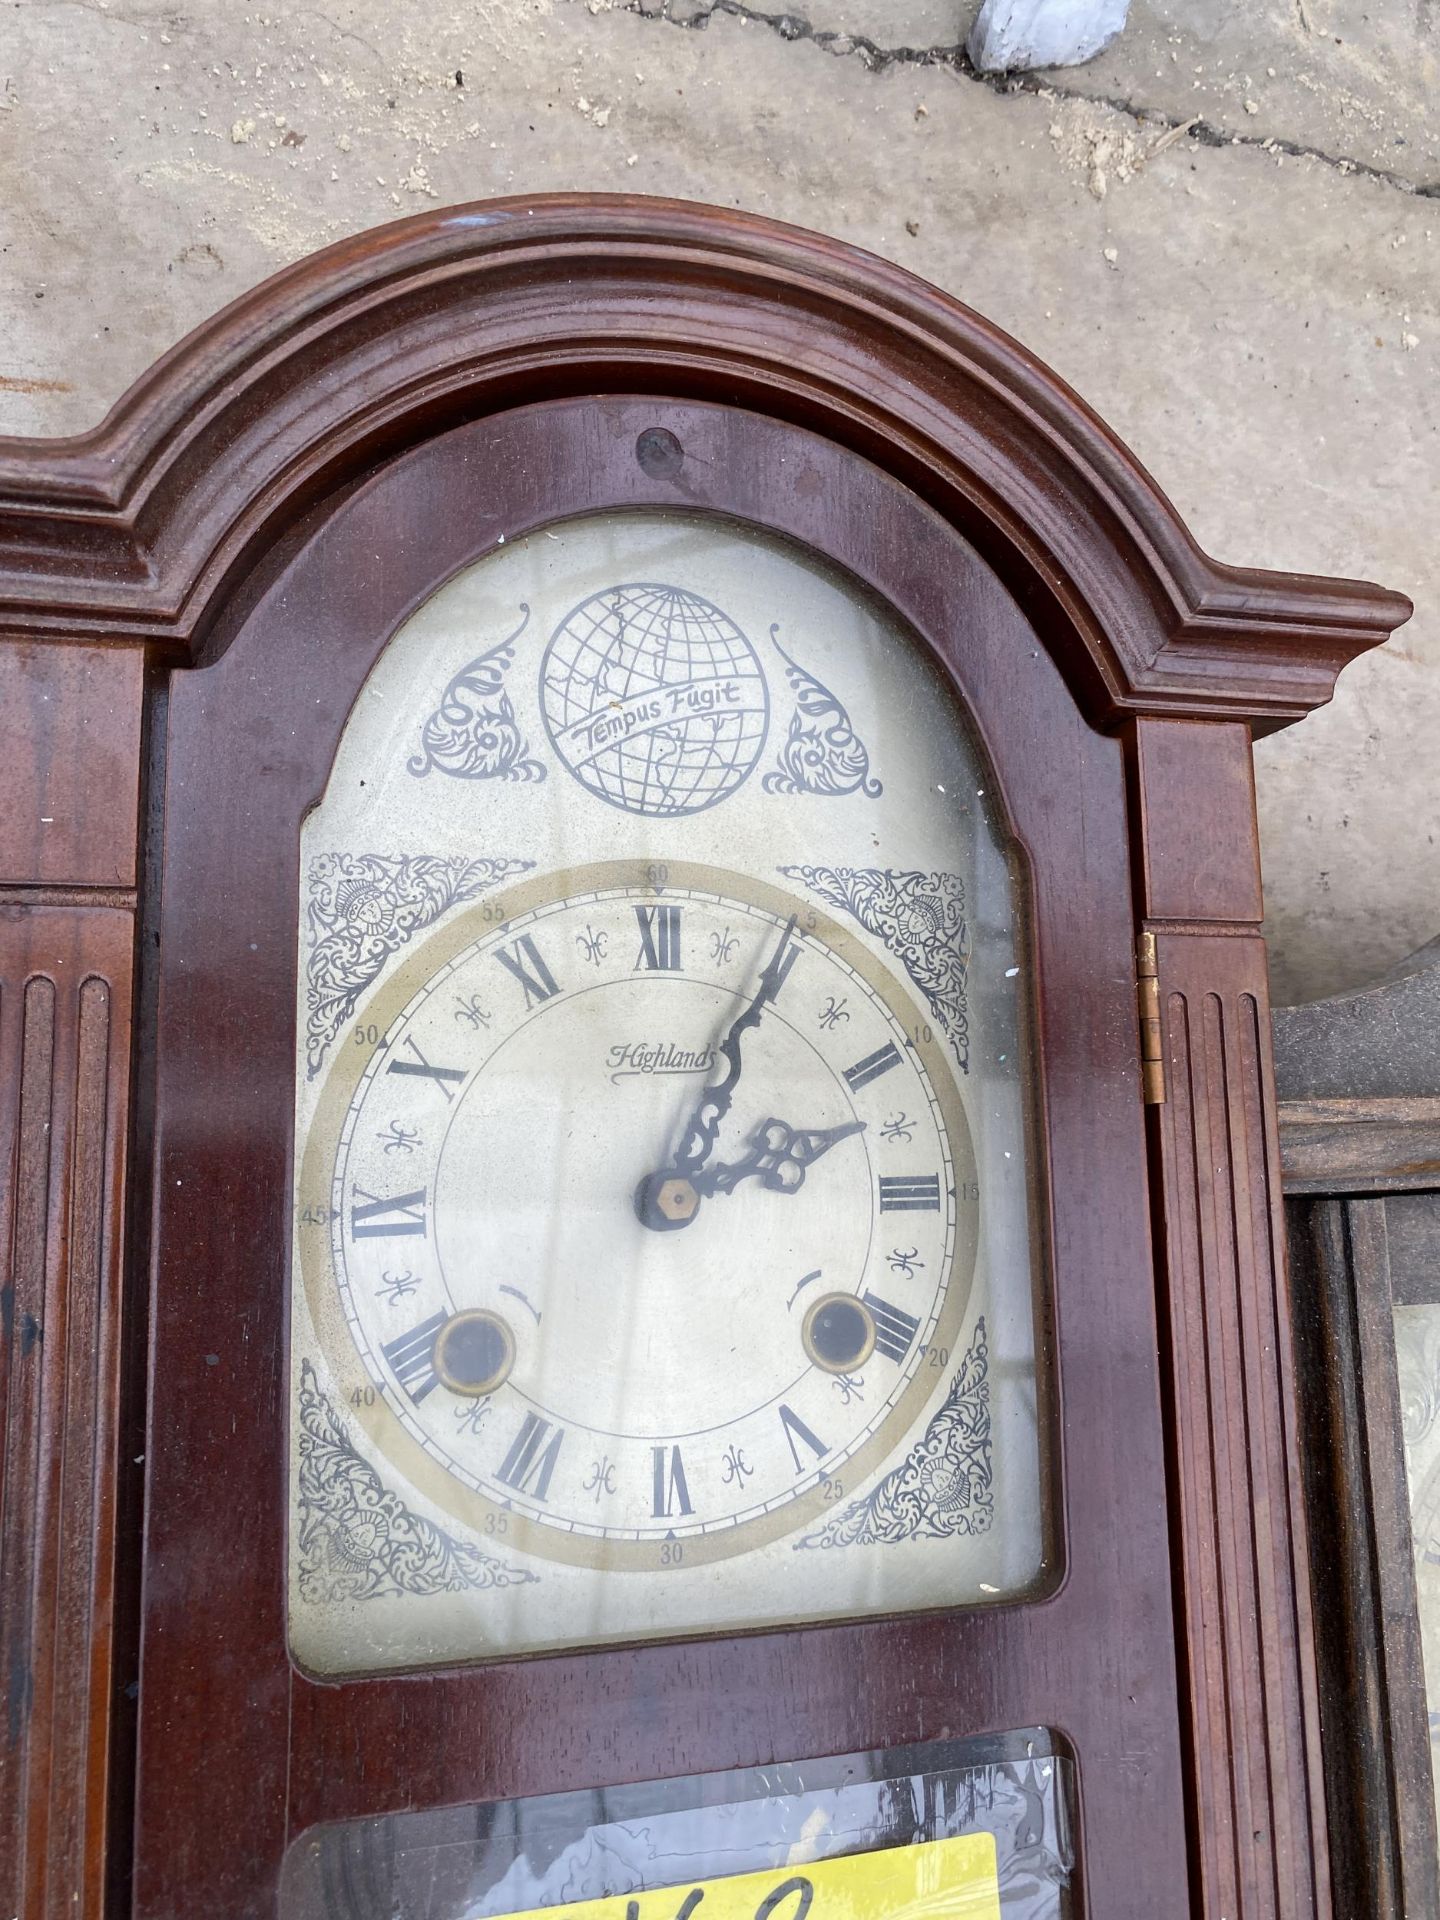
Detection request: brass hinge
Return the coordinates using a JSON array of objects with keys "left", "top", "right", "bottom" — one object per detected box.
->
[{"left": 1136, "top": 930, "right": 1166, "bottom": 1106}]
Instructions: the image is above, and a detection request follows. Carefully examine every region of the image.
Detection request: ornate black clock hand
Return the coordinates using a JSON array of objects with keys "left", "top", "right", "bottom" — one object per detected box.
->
[
  {"left": 635, "top": 917, "right": 800, "bottom": 1230},
  {"left": 637, "top": 1113, "right": 866, "bottom": 1230},
  {"left": 672, "top": 914, "right": 799, "bottom": 1173},
  {"left": 693, "top": 1116, "right": 868, "bottom": 1198}
]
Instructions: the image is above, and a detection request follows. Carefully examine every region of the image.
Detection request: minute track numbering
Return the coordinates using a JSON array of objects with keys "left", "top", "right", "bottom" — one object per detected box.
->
[{"left": 299, "top": 861, "right": 979, "bottom": 1572}]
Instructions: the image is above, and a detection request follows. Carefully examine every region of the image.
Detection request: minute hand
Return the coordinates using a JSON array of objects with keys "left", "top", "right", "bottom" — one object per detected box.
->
[{"left": 670, "top": 916, "right": 799, "bottom": 1176}]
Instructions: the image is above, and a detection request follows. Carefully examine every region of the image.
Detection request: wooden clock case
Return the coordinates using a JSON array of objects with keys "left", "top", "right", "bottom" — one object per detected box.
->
[{"left": 0, "top": 196, "right": 1411, "bottom": 1920}]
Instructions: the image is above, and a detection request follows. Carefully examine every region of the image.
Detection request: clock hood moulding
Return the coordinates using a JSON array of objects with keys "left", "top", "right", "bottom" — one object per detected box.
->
[{"left": 0, "top": 192, "right": 1409, "bottom": 733}]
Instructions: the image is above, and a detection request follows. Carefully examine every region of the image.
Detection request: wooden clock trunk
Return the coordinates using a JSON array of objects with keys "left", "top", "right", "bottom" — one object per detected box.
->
[{"left": 0, "top": 197, "right": 1412, "bottom": 1919}]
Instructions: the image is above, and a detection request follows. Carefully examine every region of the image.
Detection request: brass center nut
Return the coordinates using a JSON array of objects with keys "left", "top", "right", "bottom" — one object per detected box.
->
[{"left": 654, "top": 1176, "right": 700, "bottom": 1224}]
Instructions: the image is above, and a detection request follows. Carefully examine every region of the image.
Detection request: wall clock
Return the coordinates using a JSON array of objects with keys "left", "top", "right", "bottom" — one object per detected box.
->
[{"left": 0, "top": 197, "right": 1411, "bottom": 1920}]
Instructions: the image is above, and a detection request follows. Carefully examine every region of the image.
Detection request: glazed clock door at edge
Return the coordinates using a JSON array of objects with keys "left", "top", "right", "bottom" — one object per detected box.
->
[{"left": 288, "top": 509, "right": 1045, "bottom": 1671}]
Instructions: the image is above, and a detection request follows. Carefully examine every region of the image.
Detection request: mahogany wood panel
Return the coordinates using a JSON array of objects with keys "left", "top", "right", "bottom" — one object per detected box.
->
[
  {"left": 1146, "top": 916, "right": 1328, "bottom": 1914},
  {"left": 0, "top": 199, "right": 1410, "bottom": 735},
  {"left": 138, "top": 399, "right": 1188, "bottom": 1916},
  {"left": 1132, "top": 717, "right": 1263, "bottom": 924},
  {"left": 0, "top": 902, "right": 135, "bottom": 1920},
  {"left": 0, "top": 644, "right": 143, "bottom": 890},
  {"left": 1133, "top": 706, "right": 1328, "bottom": 1917}
]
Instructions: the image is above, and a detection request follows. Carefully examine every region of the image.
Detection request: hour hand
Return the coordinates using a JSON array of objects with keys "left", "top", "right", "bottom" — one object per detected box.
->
[
  {"left": 635, "top": 1115, "right": 865, "bottom": 1230},
  {"left": 694, "top": 1117, "right": 867, "bottom": 1199}
]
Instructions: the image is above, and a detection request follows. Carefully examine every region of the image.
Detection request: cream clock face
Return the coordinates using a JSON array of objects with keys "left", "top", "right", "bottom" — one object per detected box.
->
[
  {"left": 289, "top": 512, "right": 1046, "bottom": 1671},
  {"left": 302, "top": 866, "right": 975, "bottom": 1568}
]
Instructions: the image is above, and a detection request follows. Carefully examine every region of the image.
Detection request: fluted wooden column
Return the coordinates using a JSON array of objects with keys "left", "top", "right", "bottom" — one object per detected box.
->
[
  {"left": 0, "top": 641, "right": 142, "bottom": 1920},
  {"left": 1130, "top": 716, "right": 1330, "bottom": 1919}
]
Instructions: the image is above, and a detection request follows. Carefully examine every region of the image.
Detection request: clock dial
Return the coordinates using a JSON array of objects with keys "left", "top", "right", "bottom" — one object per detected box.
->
[
  {"left": 289, "top": 509, "right": 1047, "bottom": 1671},
  {"left": 299, "top": 866, "right": 976, "bottom": 1569}
]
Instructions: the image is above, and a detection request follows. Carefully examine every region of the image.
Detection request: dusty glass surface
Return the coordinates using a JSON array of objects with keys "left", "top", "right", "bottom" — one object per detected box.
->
[
  {"left": 1395, "top": 1303, "right": 1440, "bottom": 1853},
  {"left": 289, "top": 510, "right": 1048, "bottom": 1671},
  {"left": 278, "top": 1733, "right": 1074, "bottom": 1919}
]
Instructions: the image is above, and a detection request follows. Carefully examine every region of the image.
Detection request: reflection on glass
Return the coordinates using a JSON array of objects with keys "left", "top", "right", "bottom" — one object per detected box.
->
[
  {"left": 279, "top": 1734, "right": 1073, "bottom": 1920},
  {"left": 289, "top": 511, "right": 1050, "bottom": 1670},
  {"left": 1396, "top": 1303, "right": 1440, "bottom": 1859}
]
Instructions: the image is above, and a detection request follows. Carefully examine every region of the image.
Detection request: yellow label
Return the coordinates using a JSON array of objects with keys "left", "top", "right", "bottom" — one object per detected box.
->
[{"left": 496, "top": 1833, "right": 1002, "bottom": 1920}]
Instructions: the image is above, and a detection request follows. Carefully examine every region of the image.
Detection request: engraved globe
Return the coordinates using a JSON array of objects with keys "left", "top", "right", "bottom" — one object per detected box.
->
[{"left": 540, "top": 583, "right": 769, "bottom": 817}]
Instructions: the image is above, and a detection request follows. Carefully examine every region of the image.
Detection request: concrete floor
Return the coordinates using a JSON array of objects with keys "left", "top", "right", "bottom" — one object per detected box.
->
[{"left": 2, "top": 0, "right": 1435, "bottom": 1004}]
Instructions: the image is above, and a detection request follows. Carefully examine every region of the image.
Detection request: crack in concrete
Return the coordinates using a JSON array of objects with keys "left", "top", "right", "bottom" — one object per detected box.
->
[
  {"left": 304, "top": 7, "right": 388, "bottom": 70},
  {"left": 624, "top": 0, "right": 1440, "bottom": 200}
]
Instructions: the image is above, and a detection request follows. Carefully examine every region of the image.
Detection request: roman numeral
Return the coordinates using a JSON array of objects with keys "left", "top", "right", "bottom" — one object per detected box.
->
[
  {"left": 350, "top": 1186, "right": 428, "bottom": 1237},
  {"left": 382, "top": 1310, "right": 445, "bottom": 1402},
  {"left": 843, "top": 1041, "right": 902, "bottom": 1091},
  {"left": 879, "top": 1174, "right": 941, "bottom": 1212},
  {"left": 494, "top": 933, "right": 560, "bottom": 1009},
  {"left": 862, "top": 1290, "right": 921, "bottom": 1363},
  {"left": 386, "top": 1037, "right": 467, "bottom": 1101},
  {"left": 496, "top": 1413, "right": 565, "bottom": 1501},
  {"left": 651, "top": 1444, "right": 694, "bottom": 1517},
  {"left": 778, "top": 1403, "right": 828, "bottom": 1474},
  {"left": 634, "top": 903, "right": 682, "bottom": 971}
]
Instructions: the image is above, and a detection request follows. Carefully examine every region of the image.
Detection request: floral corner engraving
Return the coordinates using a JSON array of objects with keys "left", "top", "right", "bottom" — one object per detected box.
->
[
  {"left": 794, "top": 1318, "right": 991, "bottom": 1549},
  {"left": 305, "top": 852, "right": 533, "bottom": 1077},
  {"left": 762, "top": 627, "right": 882, "bottom": 800},
  {"left": 295, "top": 1359, "right": 536, "bottom": 1604},
  {"left": 780, "top": 864, "right": 971, "bottom": 1072},
  {"left": 408, "top": 606, "right": 547, "bottom": 783}
]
